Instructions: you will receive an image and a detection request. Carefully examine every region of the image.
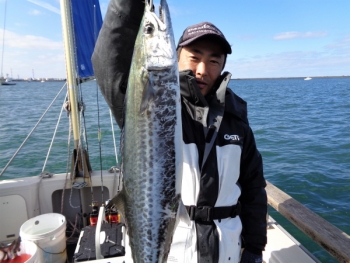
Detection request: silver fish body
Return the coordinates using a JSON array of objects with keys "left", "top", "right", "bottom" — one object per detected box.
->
[{"left": 111, "top": 0, "right": 182, "bottom": 262}]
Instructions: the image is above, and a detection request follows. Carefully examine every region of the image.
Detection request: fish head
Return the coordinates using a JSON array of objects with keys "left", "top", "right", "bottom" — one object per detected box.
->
[{"left": 143, "top": 0, "right": 176, "bottom": 71}]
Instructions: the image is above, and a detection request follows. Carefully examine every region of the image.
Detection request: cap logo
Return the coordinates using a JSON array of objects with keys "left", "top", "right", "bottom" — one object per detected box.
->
[
  {"left": 187, "top": 24, "right": 223, "bottom": 37},
  {"left": 177, "top": 22, "right": 232, "bottom": 54}
]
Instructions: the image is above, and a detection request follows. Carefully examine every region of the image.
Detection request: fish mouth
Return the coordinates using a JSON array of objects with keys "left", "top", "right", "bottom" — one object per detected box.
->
[
  {"left": 146, "top": 0, "right": 171, "bottom": 31},
  {"left": 144, "top": 0, "right": 176, "bottom": 71},
  {"left": 159, "top": 0, "right": 170, "bottom": 28}
]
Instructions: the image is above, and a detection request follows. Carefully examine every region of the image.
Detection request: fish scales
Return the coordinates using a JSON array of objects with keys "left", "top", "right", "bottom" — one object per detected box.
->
[{"left": 111, "top": 0, "right": 182, "bottom": 262}]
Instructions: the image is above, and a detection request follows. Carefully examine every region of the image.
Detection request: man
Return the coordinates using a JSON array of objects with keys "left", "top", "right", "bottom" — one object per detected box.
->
[{"left": 92, "top": 1, "right": 267, "bottom": 262}]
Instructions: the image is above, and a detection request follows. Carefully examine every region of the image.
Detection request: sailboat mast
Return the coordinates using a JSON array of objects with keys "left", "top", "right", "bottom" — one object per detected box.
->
[
  {"left": 59, "top": 0, "right": 80, "bottom": 149},
  {"left": 1, "top": 0, "right": 8, "bottom": 80}
]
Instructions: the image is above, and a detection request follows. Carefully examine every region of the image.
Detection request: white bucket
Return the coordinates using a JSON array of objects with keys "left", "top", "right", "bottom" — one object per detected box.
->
[
  {"left": 20, "top": 213, "right": 67, "bottom": 263},
  {"left": 20, "top": 240, "right": 38, "bottom": 263}
]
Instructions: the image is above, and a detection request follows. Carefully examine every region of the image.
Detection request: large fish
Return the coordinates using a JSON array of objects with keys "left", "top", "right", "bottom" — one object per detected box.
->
[{"left": 110, "top": 0, "right": 183, "bottom": 262}]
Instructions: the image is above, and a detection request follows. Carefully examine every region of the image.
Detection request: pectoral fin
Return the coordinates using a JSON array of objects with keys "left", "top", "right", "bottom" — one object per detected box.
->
[
  {"left": 110, "top": 188, "right": 126, "bottom": 223},
  {"left": 140, "top": 78, "right": 156, "bottom": 113}
]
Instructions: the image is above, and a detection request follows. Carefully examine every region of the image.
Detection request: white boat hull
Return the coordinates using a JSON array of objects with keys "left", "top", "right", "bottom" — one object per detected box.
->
[{"left": 0, "top": 171, "right": 318, "bottom": 262}]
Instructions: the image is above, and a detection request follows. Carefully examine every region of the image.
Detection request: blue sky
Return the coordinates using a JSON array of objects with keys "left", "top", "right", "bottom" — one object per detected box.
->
[{"left": 0, "top": 0, "right": 349, "bottom": 79}]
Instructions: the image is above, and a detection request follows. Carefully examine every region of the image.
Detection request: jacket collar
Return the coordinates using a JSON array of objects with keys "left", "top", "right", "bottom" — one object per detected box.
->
[
  {"left": 179, "top": 70, "right": 208, "bottom": 107},
  {"left": 179, "top": 70, "right": 248, "bottom": 123}
]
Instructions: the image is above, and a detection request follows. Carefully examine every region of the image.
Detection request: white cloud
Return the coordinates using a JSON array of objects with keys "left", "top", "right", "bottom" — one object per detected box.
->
[
  {"left": 227, "top": 50, "right": 350, "bottom": 78},
  {"left": 229, "top": 35, "right": 350, "bottom": 78},
  {"left": 274, "top": 31, "right": 328, "bottom": 40},
  {"left": 27, "top": 0, "right": 60, "bottom": 15},
  {"left": 28, "top": 9, "right": 43, "bottom": 16},
  {"left": 326, "top": 36, "right": 350, "bottom": 50},
  {"left": 2, "top": 48, "right": 65, "bottom": 78},
  {"left": 0, "top": 29, "right": 65, "bottom": 78},
  {"left": 0, "top": 29, "right": 63, "bottom": 50},
  {"left": 14, "top": 22, "right": 27, "bottom": 27}
]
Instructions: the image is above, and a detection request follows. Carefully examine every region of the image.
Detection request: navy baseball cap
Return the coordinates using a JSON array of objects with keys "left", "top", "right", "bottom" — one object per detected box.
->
[{"left": 177, "top": 22, "right": 232, "bottom": 54}]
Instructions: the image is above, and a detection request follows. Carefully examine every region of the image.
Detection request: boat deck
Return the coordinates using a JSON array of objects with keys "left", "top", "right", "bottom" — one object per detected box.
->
[{"left": 0, "top": 172, "right": 324, "bottom": 263}]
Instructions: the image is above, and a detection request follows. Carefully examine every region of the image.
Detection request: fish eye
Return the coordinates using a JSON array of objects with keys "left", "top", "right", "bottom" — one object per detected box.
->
[{"left": 144, "top": 24, "right": 155, "bottom": 34}]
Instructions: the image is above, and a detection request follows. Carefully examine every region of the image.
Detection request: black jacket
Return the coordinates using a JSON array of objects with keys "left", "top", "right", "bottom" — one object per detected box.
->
[{"left": 178, "top": 70, "right": 267, "bottom": 262}]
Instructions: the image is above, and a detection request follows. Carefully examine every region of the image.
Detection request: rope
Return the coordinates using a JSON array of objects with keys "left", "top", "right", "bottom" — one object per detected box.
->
[
  {"left": 40, "top": 172, "right": 53, "bottom": 178},
  {"left": 69, "top": 132, "right": 86, "bottom": 206},
  {"left": 66, "top": 213, "right": 81, "bottom": 241},
  {"left": 66, "top": 116, "right": 83, "bottom": 208},
  {"left": 61, "top": 114, "right": 73, "bottom": 213},
  {"left": 75, "top": 82, "right": 93, "bottom": 197},
  {"left": 0, "top": 82, "right": 67, "bottom": 177},
  {"left": 78, "top": 81, "right": 89, "bottom": 152}
]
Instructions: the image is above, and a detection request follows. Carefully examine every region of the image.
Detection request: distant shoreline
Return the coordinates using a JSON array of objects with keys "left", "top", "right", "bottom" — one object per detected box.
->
[
  {"left": 4, "top": 79, "right": 66, "bottom": 82},
  {"left": 6, "top": 76, "right": 350, "bottom": 82},
  {"left": 232, "top": 76, "right": 350, "bottom": 80}
]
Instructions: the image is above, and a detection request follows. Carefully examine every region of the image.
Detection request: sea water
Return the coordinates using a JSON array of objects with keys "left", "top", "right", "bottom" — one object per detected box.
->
[
  {"left": 0, "top": 78, "right": 349, "bottom": 262},
  {"left": 230, "top": 77, "right": 350, "bottom": 263}
]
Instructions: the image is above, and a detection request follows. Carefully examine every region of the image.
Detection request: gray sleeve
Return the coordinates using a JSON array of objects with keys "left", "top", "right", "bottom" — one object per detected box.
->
[{"left": 92, "top": 0, "right": 144, "bottom": 128}]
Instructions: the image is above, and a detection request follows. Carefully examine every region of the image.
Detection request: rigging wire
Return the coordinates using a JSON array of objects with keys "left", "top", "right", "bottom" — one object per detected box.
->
[
  {"left": 0, "top": 82, "right": 67, "bottom": 177},
  {"left": 0, "top": 0, "right": 7, "bottom": 79},
  {"left": 42, "top": 91, "right": 69, "bottom": 172}
]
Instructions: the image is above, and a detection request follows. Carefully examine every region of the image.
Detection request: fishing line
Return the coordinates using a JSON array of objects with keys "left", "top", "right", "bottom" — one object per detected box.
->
[
  {"left": 95, "top": 79, "right": 104, "bottom": 203},
  {"left": 109, "top": 109, "right": 119, "bottom": 165},
  {"left": 93, "top": 4, "right": 105, "bottom": 203}
]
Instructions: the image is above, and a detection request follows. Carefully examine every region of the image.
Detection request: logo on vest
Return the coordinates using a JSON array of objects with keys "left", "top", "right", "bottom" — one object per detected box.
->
[{"left": 224, "top": 134, "right": 240, "bottom": 141}]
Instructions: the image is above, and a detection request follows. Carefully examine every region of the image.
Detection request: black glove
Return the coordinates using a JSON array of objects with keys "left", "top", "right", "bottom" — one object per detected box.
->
[
  {"left": 92, "top": 0, "right": 144, "bottom": 128},
  {"left": 240, "top": 249, "right": 263, "bottom": 263}
]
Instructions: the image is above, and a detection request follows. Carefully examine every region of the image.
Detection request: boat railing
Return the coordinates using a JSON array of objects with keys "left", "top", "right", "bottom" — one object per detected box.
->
[{"left": 266, "top": 180, "right": 350, "bottom": 263}]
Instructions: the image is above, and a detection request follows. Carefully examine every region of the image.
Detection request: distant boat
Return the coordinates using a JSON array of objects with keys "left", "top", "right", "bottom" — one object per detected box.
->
[
  {"left": 1, "top": 0, "right": 16, "bottom": 86},
  {"left": 1, "top": 77, "right": 16, "bottom": 85},
  {"left": 304, "top": 77, "right": 312, "bottom": 80}
]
